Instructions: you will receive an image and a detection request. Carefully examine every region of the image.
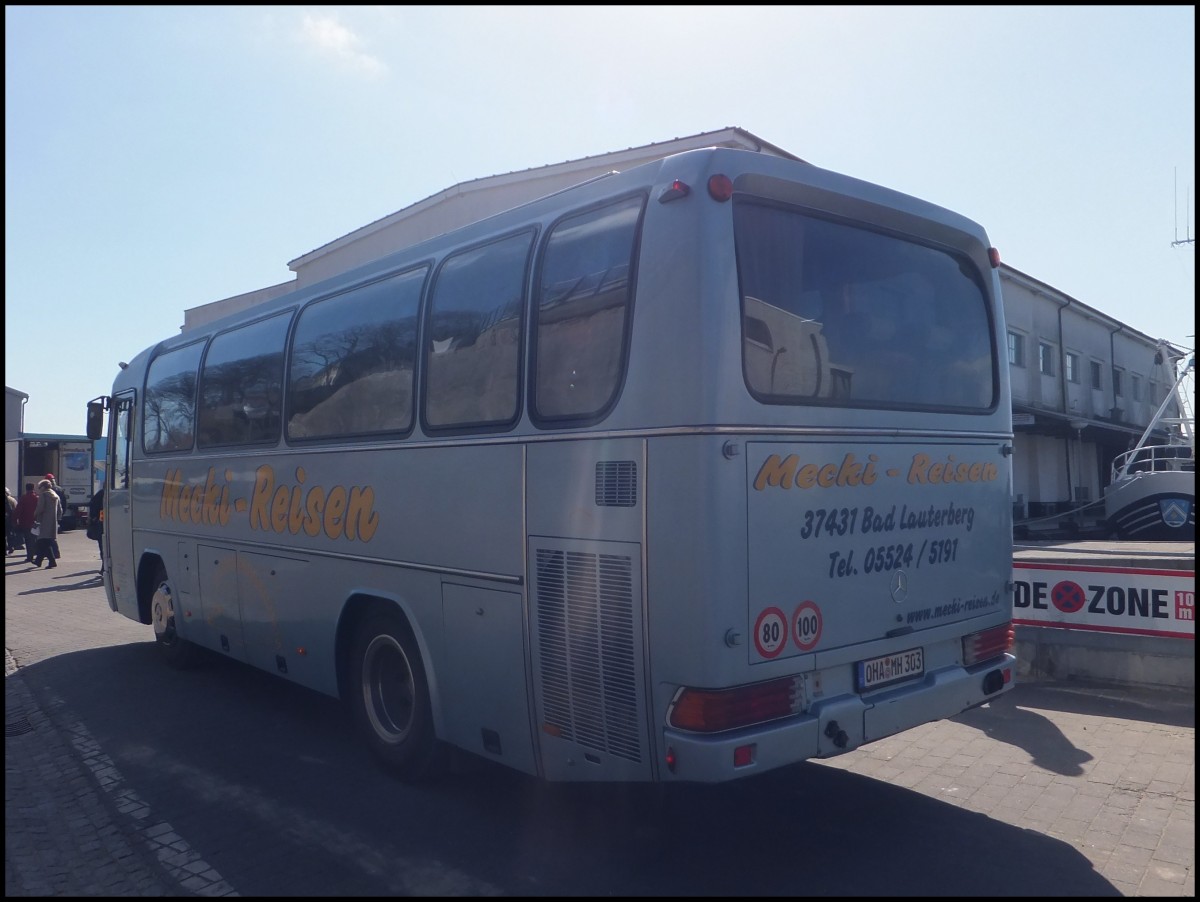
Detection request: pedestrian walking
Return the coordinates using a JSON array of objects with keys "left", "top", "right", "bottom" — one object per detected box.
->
[
  {"left": 87, "top": 487, "right": 105, "bottom": 575},
  {"left": 45, "top": 473, "right": 67, "bottom": 557},
  {"left": 31, "top": 478, "right": 60, "bottom": 569},
  {"left": 5, "top": 486, "right": 17, "bottom": 554},
  {"left": 15, "top": 483, "right": 38, "bottom": 563}
]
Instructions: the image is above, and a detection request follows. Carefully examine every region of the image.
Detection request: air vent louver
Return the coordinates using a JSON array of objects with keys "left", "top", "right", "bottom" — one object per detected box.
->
[
  {"left": 595, "top": 461, "right": 637, "bottom": 507},
  {"left": 535, "top": 548, "right": 641, "bottom": 762}
]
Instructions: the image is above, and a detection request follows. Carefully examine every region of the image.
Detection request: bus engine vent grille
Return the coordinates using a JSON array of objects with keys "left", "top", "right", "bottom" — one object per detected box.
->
[
  {"left": 595, "top": 461, "right": 637, "bottom": 507},
  {"left": 535, "top": 549, "right": 641, "bottom": 762}
]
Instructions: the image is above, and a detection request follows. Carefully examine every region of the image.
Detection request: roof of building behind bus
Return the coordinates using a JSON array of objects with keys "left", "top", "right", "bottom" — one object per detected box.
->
[
  {"left": 183, "top": 127, "right": 801, "bottom": 332},
  {"left": 288, "top": 126, "right": 801, "bottom": 270}
]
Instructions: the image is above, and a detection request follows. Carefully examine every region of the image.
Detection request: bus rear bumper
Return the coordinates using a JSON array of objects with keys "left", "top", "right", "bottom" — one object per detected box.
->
[{"left": 659, "top": 653, "right": 1015, "bottom": 783}]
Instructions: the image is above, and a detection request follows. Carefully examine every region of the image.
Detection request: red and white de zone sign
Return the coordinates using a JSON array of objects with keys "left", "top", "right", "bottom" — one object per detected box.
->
[{"left": 1013, "top": 562, "right": 1195, "bottom": 639}]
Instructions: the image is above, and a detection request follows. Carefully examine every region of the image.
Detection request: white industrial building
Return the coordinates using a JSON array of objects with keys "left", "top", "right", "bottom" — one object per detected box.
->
[{"left": 179, "top": 127, "right": 1185, "bottom": 535}]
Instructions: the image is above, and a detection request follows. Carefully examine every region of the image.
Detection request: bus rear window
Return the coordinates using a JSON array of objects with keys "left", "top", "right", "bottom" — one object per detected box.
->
[{"left": 734, "top": 201, "right": 996, "bottom": 411}]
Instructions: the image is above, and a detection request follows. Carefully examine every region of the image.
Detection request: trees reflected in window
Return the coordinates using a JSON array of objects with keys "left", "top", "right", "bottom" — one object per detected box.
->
[
  {"left": 288, "top": 268, "right": 426, "bottom": 440},
  {"left": 144, "top": 341, "right": 204, "bottom": 452},
  {"left": 198, "top": 312, "right": 290, "bottom": 447}
]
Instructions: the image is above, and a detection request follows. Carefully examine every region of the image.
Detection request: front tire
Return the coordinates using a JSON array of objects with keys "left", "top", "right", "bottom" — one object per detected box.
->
[
  {"left": 348, "top": 609, "right": 445, "bottom": 782},
  {"left": 150, "top": 562, "right": 198, "bottom": 669}
]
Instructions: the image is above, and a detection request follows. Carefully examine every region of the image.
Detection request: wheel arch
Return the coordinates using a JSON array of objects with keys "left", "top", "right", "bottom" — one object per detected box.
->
[
  {"left": 134, "top": 550, "right": 167, "bottom": 626},
  {"left": 335, "top": 593, "right": 441, "bottom": 728}
]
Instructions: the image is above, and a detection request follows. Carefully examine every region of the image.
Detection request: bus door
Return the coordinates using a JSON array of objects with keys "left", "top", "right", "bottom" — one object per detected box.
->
[{"left": 105, "top": 391, "right": 138, "bottom": 620}]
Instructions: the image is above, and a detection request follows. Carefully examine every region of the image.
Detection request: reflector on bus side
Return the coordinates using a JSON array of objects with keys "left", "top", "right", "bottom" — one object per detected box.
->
[{"left": 658, "top": 179, "right": 691, "bottom": 202}]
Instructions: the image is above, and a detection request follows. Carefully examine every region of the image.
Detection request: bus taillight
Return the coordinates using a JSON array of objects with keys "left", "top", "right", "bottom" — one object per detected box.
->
[
  {"left": 668, "top": 677, "right": 802, "bottom": 733},
  {"left": 962, "top": 622, "right": 1014, "bottom": 667}
]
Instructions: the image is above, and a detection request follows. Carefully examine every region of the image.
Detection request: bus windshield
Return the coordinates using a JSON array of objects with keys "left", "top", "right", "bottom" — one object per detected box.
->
[{"left": 735, "top": 200, "right": 996, "bottom": 411}]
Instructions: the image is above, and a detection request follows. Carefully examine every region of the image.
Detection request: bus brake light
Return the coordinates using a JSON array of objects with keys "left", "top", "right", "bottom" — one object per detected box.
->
[
  {"left": 963, "top": 622, "right": 1014, "bottom": 667},
  {"left": 669, "top": 677, "right": 802, "bottom": 733}
]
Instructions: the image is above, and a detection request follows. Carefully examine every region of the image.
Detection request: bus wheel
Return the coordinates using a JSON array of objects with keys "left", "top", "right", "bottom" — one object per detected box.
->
[
  {"left": 150, "top": 563, "right": 197, "bottom": 669},
  {"left": 349, "top": 610, "right": 445, "bottom": 782}
]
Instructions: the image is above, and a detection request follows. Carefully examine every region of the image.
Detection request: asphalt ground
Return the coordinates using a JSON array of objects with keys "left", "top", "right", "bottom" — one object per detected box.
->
[{"left": 5, "top": 530, "right": 1194, "bottom": 897}]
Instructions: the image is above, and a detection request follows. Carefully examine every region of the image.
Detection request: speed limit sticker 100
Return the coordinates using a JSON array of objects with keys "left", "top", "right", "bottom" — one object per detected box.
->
[{"left": 793, "top": 601, "right": 823, "bottom": 651}]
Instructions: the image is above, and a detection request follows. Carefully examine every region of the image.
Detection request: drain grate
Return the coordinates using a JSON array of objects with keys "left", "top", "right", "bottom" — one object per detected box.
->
[{"left": 6, "top": 717, "right": 34, "bottom": 737}]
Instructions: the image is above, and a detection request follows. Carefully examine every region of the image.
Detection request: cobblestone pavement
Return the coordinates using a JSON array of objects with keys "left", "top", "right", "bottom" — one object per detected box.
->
[
  {"left": 816, "top": 679, "right": 1194, "bottom": 896},
  {"left": 5, "top": 531, "right": 1194, "bottom": 896},
  {"left": 6, "top": 648, "right": 193, "bottom": 896}
]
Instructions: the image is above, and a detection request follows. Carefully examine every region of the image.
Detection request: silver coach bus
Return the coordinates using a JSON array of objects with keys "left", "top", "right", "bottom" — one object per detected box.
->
[{"left": 88, "top": 147, "right": 1016, "bottom": 783}]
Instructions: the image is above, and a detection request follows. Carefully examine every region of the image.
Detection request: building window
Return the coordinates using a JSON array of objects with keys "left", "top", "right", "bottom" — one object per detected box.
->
[
  {"left": 1065, "top": 352, "right": 1079, "bottom": 383},
  {"left": 1007, "top": 331, "right": 1025, "bottom": 367},
  {"left": 1038, "top": 341, "right": 1055, "bottom": 376},
  {"left": 1132, "top": 375, "right": 1142, "bottom": 402},
  {"left": 1090, "top": 360, "right": 1103, "bottom": 389},
  {"left": 1113, "top": 367, "right": 1123, "bottom": 397}
]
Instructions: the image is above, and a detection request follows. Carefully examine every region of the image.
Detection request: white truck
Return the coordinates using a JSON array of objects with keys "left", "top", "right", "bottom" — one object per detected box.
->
[{"left": 20, "top": 435, "right": 94, "bottom": 530}]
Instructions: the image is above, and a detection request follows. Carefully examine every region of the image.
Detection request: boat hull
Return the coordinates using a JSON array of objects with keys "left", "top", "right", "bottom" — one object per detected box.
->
[{"left": 1104, "top": 470, "right": 1195, "bottom": 540}]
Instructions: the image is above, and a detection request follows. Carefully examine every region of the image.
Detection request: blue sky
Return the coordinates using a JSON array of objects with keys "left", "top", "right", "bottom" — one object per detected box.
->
[{"left": 5, "top": 5, "right": 1195, "bottom": 435}]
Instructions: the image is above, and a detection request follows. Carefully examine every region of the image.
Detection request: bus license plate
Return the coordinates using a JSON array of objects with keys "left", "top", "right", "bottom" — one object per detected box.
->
[{"left": 857, "top": 647, "right": 924, "bottom": 691}]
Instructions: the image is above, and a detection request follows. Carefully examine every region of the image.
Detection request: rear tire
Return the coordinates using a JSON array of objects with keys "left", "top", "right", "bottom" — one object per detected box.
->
[
  {"left": 150, "top": 562, "right": 198, "bottom": 669},
  {"left": 348, "top": 609, "right": 445, "bottom": 782}
]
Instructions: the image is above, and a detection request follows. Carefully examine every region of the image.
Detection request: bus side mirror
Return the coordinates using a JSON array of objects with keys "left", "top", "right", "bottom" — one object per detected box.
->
[{"left": 86, "top": 398, "right": 107, "bottom": 441}]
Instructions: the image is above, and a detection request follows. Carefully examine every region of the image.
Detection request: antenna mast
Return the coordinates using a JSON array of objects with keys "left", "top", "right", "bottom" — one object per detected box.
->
[{"left": 1174, "top": 167, "right": 1194, "bottom": 246}]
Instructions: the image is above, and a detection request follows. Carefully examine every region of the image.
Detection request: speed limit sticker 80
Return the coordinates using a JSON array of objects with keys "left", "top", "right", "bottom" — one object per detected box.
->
[{"left": 753, "top": 607, "right": 788, "bottom": 658}]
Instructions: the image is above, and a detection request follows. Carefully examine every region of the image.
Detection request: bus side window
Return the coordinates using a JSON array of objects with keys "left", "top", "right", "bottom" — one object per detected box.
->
[
  {"left": 113, "top": 397, "right": 133, "bottom": 490},
  {"left": 288, "top": 268, "right": 425, "bottom": 440},
  {"left": 424, "top": 232, "right": 533, "bottom": 431},
  {"left": 144, "top": 341, "right": 204, "bottom": 453},
  {"left": 533, "top": 196, "right": 643, "bottom": 422},
  {"left": 198, "top": 312, "right": 290, "bottom": 447}
]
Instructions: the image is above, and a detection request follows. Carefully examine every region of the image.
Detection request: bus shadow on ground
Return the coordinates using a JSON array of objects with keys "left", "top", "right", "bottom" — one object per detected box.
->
[
  {"left": 442, "top": 758, "right": 1119, "bottom": 897},
  {"left": 19, "top": 643, "right": 1120, "bottom": 898},
  {"left": 990, "top": 678, "right": 1195, "bottom": 728}
]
